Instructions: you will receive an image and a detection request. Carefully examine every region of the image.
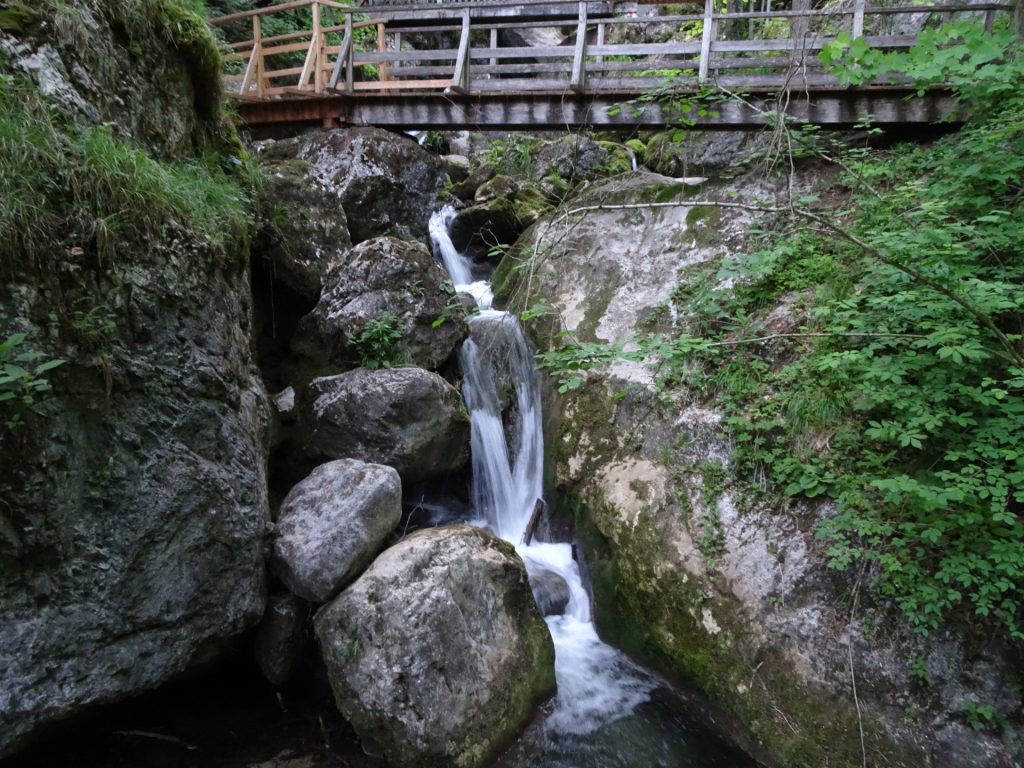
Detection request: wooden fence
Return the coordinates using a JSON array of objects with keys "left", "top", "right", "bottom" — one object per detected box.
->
[{"left": 209, "top": 0, "right": 1014, "bottom": 99}]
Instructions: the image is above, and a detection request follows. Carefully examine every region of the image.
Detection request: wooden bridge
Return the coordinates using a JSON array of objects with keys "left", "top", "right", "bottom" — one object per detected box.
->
[{"left": 209, "top": 0, "right": 1015, "bottom": 130}]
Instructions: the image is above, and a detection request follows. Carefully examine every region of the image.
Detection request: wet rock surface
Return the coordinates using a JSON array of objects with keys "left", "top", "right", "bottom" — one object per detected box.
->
[
  {"left": 265, "top": 128, "right": 446, "bottom": 244},
  {"left": 314, "top": 525, "right": 556, "bottom": 768},
  {"left": 272, "top": 459, "right": 402, "bottom": 604},
  {"left": 303, "top": 368, "right": 470, "bottom": 484},
  {"left": 498, "top": 170, "right": 1024, "bottom": 768},
  {"left": 293, "top": 236, "right": 466, "bottom": 371}
]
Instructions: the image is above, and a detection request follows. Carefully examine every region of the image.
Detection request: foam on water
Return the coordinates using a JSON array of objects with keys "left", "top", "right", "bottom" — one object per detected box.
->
[{"left": 430, "top": 205, "right": 655, "bottom": 737}]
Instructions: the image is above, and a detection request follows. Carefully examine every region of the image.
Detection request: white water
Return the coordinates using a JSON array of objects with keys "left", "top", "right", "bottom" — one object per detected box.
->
[{"left": 430, "top": 205, "right": 656, "bottom": 736}]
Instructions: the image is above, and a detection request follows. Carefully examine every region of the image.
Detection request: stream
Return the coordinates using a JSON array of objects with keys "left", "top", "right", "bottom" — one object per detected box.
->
[{"left": 430, "top": 206, "right": 756, "bottom": 768}]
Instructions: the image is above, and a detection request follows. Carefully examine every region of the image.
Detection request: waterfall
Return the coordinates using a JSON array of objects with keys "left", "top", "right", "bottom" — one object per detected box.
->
[{"left": 430, "top": 205, "right": 656, "bottom": 737}]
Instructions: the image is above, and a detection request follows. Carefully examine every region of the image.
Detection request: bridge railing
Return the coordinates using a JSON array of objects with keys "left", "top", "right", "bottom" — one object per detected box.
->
[{"left": 209, "top": 0, "right": 1014, "bottom": 99}]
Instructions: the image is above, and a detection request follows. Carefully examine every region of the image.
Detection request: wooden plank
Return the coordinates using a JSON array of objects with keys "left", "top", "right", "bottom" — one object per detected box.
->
[
  {"left": 314, "top": 2, "right": 326, "bottom": 93},
  {"left": 299, "top": 31, "right": 320, "bottom": 88},
  {"left": 378, "top": 21, "right": 390, "bottom": 81},
  {"left": 345, "top": 13, "right": 354, "bottom": 94},
  {"left": 264, "top": 65, "right": 307, "bottom": 79},
  {"left": 570, "top": 1, "right": 587, "bottom": 93},
  {"left": 699, "top": 0, "right": 714, "bottom": 82},
  {"left": 209, "top": 0, "right": 350, "bottom": 25},
  {"left": 588, "top": 42, "right": 701, "bottom": 55},
  {"left": 329, "top": 27, "right": 352, "bottom": 90},
  {"left": 852, "top": 0, "right": 866, "bottom": 36},
  {"left": 352, "top": 78, "right": 453, "bottom": 90},
  {"left": 240, "top": 41, "right": 259, "bottom": 95},
  {"left": 260, "top": 41, "right": 315, "bottom": 57},
  {"left": 448, "top": 8, "right": 472, "bottom": 94}
]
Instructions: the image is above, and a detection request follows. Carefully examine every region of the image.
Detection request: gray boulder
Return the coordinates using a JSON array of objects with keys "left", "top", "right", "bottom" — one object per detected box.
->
[
  {"left": 314, "top": 525, "right": 556, "bottom": 768},
  {"left": 295, "top": 127, "right": 445, "bottom": 243},
  {"left": 252, "top": 154, "right": 353, "bottom": 303},
  {"left": 527, "top": 568, "right": 571, "bottom": 617},
  {"left": 292, "top": 236, "right": 466, "bottom": 371},
  {"left": 272, "top": 460, "right": 402, "bottom": 603},
  {"left": 303, "top": 368, "right": 470, "bottom": 483},
  {"left": 255, "top": 592, "right": 309, "bottom": 687}
]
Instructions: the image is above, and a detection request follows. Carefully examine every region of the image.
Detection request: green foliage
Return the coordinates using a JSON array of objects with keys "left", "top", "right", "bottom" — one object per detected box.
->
[
  {"left": 541, "top": 23, "right": 1024, "bottom": 640},
  {"left": 351, "top": 312, "right": 407, "bottom": 369},
  {"left": 486, "top": 135, "right": 537, "bottom": 177},
  {"left": 0, "top": 334, "right": 64, "bottom": 429},
  {"left": 0, "top": 76, "right": 253, "bottom": 271},
  {"left": 962, "top": 699, "right": 1000, "bottom": 732}
]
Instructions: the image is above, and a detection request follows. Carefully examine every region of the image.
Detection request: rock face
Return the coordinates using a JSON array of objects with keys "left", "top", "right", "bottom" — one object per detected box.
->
[
  {"left": 252, "top": 152, "right": 353, "bottom": 303},
  {"left": 0, "top": 4, "right": 269, "bottom": 755},
  {"left": 497, "top": 171, "right": 1023, "bottom": 768},
  {"left": 303, "top": 368, "right": 470, "bottom": 483},
  {"left": 277, "top": 128, "right": 445, "bottom": 244},
  {"left": 293, "top": 236, "right": 466, "bottom": 371},
  {"left": 271, "top": 459, "right": 402, "bottom": 603},
  {"left": 314, "top": 525, "right": 556, "bottom": 768}
]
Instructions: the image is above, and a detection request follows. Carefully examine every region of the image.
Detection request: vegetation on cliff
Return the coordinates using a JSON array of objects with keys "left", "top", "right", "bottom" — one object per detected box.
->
[{"left": 536, "top": 22, "right": 1024, "bottom": 641}]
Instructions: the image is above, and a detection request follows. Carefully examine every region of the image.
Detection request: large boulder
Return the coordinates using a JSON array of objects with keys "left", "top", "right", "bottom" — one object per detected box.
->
[
  {"left": 292, "top": 236, "right": 466, "bottom": 371},
  {"left": 251, "top": 153, "right": 353, "bottom": 304},
  {"left": 303, "top": 368, "right": 469, "bottom": 483},
  {"left": 314, "top": 525, "right": 556, "bottom": 768},
  {"left": 289, "top": 127, "right": 445, "bottom": 244},
  {"left": 497, "top": 171, "right": 1023, "bottom": 767},
  {"left": 272, "top": 459, "right": 402, "bottom": 603}
]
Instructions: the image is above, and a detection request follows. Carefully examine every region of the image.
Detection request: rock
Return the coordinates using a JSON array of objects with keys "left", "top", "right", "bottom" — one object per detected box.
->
[
  {"left": 474, "top": 174, "right": 519, "bottom": 204},
  {"left": 272, "top": 460, "right": 402, "bottom": 603},
  {"left": 303, "top": 368, "right": 469, "bottom": 483},
  {"left": 294, "top": 127, "right": 445, "bottom": 243},
  {"left": 255, "top": 592, "right": 309, "bottom": 687},
  {"left": 292, "top": 236, "right": 466, "bottom": 371},
  {"left": 497, "top": 170, "right": 1024, "bottom": 768},
  {"left": 642, "top": 131, "right": 768, "bottom": 176},
  {"left": 450, "top": 199, "right": 520, "bottom": 263},
  {"left": 526, "top": 568, "right": 571, "bottom": 616},
  {"left": 442, "top": 153, "right": 471, "bottom": 183},
  {"left": 533, "top": 134, "right": 616, "bottom": 187},
  {"left": 273, "top": 386, "right": 297, "bottom": 423},
  {"left": 252, "top": 154, "right": 353, "bottom": 304},
  {"left": 451, "top": 181, "right": 552, "bottom": 263},
  {"left": 451, "top": 162, "right": 496, "bottom": 201},
  {"left": 314, "top": 525, "right": 556, "bottom": 768}
]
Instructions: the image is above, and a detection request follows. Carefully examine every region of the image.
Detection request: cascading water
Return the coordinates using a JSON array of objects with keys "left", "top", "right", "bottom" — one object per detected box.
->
[{"left": 429, "top": 206, "right": 755, "bottom": 767}]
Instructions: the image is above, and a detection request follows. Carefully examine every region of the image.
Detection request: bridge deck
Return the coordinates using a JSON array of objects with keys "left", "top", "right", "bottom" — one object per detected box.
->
[{"left": 209, "top": 0, "right": 1013, "bottom": 129}]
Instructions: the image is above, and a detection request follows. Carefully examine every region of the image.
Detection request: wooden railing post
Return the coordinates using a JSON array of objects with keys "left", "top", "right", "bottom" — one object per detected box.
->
[
  {"left": 328, "top": 11, "right": 353, "bottom": 93},
  {"left": 345, "top": 12, "right": 354, "bottom": 94},
  {"left": 377, "top": 21, "right": 390, "bottom": 82},
  {"left": 852, "top": 0, "right": 865, "bottom": 37},
  {"left": 300, "top": 0, "right": 321, "bottom": 92},
  {"left": 253, "top": 15, "right": 265, "bottom": 97},
  {"left": 447, "top": 8, "right": 471, "bottom": 95},
  {"left": 570, "top": 0, "right": 588, "bottom": 94},
  {"left": 314, "top": 2, "right": 325, "bottom": 93},
  {"left": 698, "top": 0, "right": 715, "bottom": 83},
  {"left": 490, "top": 27, "right": 498, "bottom": 67}
]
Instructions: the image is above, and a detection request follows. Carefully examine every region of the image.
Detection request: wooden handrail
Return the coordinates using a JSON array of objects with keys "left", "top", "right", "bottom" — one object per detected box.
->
[{"left": 213, "top": 0, "right": 1015, "bottom": 103}]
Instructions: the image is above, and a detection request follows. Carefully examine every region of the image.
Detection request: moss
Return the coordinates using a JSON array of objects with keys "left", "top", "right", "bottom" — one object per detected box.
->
[
  {"left": 0, "top": 2, "right": 36, "bottom": 32},
  {"left": 625, "top": 138, "right": 647, "bottom": 155}
]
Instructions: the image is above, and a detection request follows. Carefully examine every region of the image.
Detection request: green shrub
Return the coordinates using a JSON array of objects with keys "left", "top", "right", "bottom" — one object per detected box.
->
[{"left": 351, "top": 312, "right": 407, "bottom": 369}]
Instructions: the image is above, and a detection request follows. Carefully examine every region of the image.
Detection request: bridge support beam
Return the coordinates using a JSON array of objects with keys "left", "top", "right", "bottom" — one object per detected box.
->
[{"left": 236, "top": 89, "right": 958, "bottom": 131}]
